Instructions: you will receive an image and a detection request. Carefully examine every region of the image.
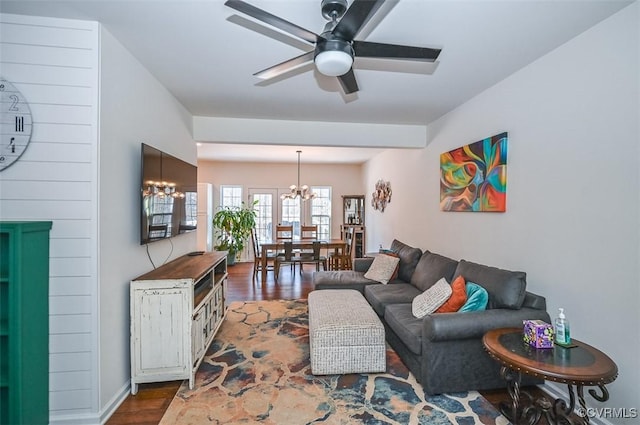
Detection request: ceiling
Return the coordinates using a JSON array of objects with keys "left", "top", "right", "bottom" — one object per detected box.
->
[{"left": 1, "top": 0, "right": 631, "bottom": 163}]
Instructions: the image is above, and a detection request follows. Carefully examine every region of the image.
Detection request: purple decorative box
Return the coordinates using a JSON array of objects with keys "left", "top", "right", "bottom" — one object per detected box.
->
[{"left": 523, "top": 320, "right": 554, "bottom": 349}]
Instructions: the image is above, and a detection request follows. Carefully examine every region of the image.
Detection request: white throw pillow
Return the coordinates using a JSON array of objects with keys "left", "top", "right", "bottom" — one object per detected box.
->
[
  {"left": 364, "top": 254, "right": 400, "bottom": 284},
  {"left": 412, "top": 277, "right": 452, "bottom": 318}
]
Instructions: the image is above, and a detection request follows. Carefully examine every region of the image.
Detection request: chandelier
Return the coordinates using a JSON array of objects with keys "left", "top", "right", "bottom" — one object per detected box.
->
[{"left": 281, "top": 150, "right": 316, "bottom": 201}]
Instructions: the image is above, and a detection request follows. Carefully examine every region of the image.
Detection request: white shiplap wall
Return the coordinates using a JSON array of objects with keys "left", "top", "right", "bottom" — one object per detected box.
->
[{"left": 0, "top": 13, "right": 100, "bottom": 421}]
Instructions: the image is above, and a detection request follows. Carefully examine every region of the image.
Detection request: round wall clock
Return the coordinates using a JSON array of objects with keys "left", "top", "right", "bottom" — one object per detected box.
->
[{"left": 0, "top": 78, "right": 33, "bottom": 172}]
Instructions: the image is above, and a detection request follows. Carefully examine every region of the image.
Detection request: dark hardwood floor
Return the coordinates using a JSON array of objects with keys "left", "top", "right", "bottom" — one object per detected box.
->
[{"left": 107, "top": 262, "right": 543, "bottom": 424}]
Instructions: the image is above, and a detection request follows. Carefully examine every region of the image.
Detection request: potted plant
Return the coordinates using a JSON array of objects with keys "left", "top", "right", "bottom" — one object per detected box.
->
[{"left": 212, "top": 201, "right": 257, "bottom": 265}]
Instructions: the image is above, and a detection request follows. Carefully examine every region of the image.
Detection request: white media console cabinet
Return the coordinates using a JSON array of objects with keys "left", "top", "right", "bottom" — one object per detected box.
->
[{"left": 130, "top": 251, "right": 228, "bottom": 394}]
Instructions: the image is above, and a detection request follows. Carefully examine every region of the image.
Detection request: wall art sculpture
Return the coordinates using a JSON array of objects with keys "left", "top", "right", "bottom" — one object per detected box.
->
[
  {"left": 440, "top": 132, "right": 507, "bottom": 212},
  {"left": 371, "top": 179, "right": 392, "bottom": 212}
]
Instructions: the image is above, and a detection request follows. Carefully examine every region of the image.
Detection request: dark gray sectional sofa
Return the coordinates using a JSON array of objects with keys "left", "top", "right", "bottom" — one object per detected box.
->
[{"left": 312, "top": 239, "right": 551, "bottom": 395}]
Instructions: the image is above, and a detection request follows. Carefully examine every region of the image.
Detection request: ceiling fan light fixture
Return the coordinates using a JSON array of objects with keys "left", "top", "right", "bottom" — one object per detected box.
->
[
  {"left": 315, "top": 38, "right": 353, "bottom": 77},
  {"left": 315, "top": 50, "right": 353, "bottom": 77}
]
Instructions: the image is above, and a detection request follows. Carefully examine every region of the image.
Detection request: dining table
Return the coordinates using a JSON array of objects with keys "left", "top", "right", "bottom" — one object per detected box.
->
[{"left": 258, "top": 239, "right": 347, "bottom": 282}]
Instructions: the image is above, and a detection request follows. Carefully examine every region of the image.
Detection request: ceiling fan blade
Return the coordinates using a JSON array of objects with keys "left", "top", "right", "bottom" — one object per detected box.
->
[
  {"left": 337, "top": 68, "right": 359, "bottom": 94},
  {"left": 332, "top": 0, "right": 386, "bottom": 41},
  {"left": 225, "top": 0, "right": 319, "bottom": 44},
  {"left": 253, "top": 51, "right": 315, "bottom": 80},
  {"left": 353, "top": 40, "right": 441, "bottom": 61}
]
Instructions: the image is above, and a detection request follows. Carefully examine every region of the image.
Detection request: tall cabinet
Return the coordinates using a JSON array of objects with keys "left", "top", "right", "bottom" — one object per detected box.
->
[
  {"left": 341, "top": 195, "right": 366, "bottom": 259},
  {"left": 130, "top": 251, "right": 227, "bottom": 394},
  {"left": 0, "top": 221, "right": 52, "bottom": 425}
]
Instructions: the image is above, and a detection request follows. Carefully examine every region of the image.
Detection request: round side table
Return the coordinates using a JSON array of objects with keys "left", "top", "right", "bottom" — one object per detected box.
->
[{"left": 483, "top": 327, "right": 618, "bottom": 425}]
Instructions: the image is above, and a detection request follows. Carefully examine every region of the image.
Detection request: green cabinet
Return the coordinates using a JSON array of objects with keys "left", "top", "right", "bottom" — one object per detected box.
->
[{"left": 0, "top": 221, "right": 52, "bottom": 425}]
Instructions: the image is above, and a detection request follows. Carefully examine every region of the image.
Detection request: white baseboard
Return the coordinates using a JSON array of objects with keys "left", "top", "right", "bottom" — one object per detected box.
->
[
  {"left": 49, "top": 381, "right": 131, "bottom": 425},
  {"left": 100, "top": 381, "right": 132, "bottom": 424},
  {"left": 50, "top": 412, "right": 101, "bottom": 425}
]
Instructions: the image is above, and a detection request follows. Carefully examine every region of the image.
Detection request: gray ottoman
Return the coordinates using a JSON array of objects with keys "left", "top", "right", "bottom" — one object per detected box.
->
[{"left": 308, "top": 289, "right": 386, "bottom": 375}]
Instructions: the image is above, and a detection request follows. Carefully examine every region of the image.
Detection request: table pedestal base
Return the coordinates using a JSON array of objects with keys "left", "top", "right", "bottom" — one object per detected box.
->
[{"left": 499, "top": 366, "right": 610, "bottom": 425}]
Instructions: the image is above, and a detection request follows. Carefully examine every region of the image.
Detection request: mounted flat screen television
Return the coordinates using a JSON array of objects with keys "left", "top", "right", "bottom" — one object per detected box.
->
[{"left": 140, "top": 143, "right": 197, "bottom": 244}]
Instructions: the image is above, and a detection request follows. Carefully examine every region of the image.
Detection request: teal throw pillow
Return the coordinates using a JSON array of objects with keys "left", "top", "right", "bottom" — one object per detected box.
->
[{"left": 459, "top": 281, "right": 489, "bottom": 312}]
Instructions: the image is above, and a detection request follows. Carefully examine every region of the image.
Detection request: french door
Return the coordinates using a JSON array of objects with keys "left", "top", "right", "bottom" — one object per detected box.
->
[
  {"left": 248, "top": 188, "right": 277, "bottom": 244},
  {"left": 248, "top": 188, "right": 312, "bottom": 243}
]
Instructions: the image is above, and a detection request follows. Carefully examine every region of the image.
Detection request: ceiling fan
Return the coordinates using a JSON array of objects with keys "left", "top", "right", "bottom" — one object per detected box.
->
[{"left": 224, "top": 0, "right": 442, "bottom": 94}]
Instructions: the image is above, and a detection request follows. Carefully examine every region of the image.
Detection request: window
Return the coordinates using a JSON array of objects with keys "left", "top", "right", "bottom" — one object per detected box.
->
[
  {"left": 275, "top": 186, "right": 332, "bottom": 239},
  {"left": 251, "top": 192, "right": 274, "bottom": 243},
  {"left": 220, "top": 185, "right": 242, "bottom": 209},
  {"left": 311, "top": 187, "right": 331, "bottom": 240},
  {"left": 280, "top": 196, "right": 301, "bottom": 238}
]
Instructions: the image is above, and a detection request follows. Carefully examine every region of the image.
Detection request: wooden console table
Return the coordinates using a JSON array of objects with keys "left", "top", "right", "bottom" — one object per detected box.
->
[
  {"left": 483, "top": 328, "right": 618, "bottom": 425},
  {"left": 130, "top": 251, "right": 228, "bottom": 394}
]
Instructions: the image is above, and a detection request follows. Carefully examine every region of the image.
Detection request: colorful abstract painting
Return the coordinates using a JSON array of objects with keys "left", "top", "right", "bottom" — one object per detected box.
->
[{"left": 440, "top": 132, "right": 508, "bottom": 212}]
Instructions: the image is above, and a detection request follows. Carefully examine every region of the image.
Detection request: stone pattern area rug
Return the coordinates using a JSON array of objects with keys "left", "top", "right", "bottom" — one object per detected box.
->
[{"left": 160, "top": 300, "right": 509, "bottom": 425}]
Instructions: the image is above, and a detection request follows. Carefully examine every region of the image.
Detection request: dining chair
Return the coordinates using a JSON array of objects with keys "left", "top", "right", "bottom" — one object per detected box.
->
[
  {"left": 275, "top": 224, "right": 293, "bottom": 242},
  {"left": 329, "top": 227, "right": 354, "bottom": 270},
  {"left": 275, "top": 241, "right": 299, "bottom": 281},
  {"left": 298, "top": 224, "right": 318, "bottom": 272},
  {"left": 300, "top": 224, "right": 318, "bottom": 240},
  {"left": 275, "top": 224, "right": 294, "bottom": 272},
  {"left": 251, "top": 228, "right": 275, "bottom": 282},
  {"left": 297, "top": 240, "right": 327, "bottom": 273}
]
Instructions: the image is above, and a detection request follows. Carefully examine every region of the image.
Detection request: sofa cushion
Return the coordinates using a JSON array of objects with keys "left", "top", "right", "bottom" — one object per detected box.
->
[
  {"left": 435, "top": 275, "right": 467, "bottom": 313},
  {"left": 364, "top": 283, "right": 422, "bottom": 316},
  {"left": 522, "top": 291, "right": 547, "bottom": 311},
  {"left": 384, "top": 252, "right": 400, "bottom": 280},
  {"left": 452, "top": 260, "right": 527, "bottom": 310},
  {"left": 458, "top": 281, "right": 489, "bottom": 312},
  {"left": 312, "top": 271, "right": 379, "bottom": 293},
  {"left": 410, "top": 251, "right": 459, "bottom": 292},
  {"left": 412, "top": 277, "right": 452, "bottom": 318},
  {"left": 353, "top": 257, "right": 375, "bottom": 273},
  {"left": 384, "top": 303, "right": 422, "bottom": 355},
  {"left": 364, "top": 253, "right": 400, "bottom": 284},
  {"left": 389, "top": 239, "right": 423, "bottom": 283}
]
